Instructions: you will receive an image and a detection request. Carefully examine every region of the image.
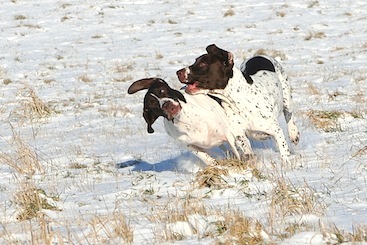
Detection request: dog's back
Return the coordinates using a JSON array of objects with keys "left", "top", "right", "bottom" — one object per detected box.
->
[{"left": 164, "top": 93, "right": 229, "bottom": 150}]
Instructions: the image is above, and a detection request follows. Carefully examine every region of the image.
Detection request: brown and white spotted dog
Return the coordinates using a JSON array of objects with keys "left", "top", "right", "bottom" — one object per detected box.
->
[
  {"left": 128, "top": 77, "right": 241, "bottom": 165},
  {"left": 176, "top": 44, "right": 300, "bottom": 164}
]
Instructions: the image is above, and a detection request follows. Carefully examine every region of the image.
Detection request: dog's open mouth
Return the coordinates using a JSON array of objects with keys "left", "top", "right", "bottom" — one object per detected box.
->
[
  {"left": 184, "top": 81, "right": 200, "bottom": 94},
  {"left": 162, "top": 101, "right": 181, "bottom": 120}
]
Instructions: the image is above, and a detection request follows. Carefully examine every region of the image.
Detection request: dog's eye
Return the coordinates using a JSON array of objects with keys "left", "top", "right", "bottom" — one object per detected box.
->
[
  {"left": 199, "top": 62, "right": 208, "bottom": 68},
  {"left": 160, "top": 89, "right": 165, "bottom": 94}
]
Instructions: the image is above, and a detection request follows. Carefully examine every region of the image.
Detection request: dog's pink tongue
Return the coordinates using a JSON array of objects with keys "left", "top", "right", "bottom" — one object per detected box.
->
[{"left": 185, "top": 82, "right": 199, "bottom": 94}]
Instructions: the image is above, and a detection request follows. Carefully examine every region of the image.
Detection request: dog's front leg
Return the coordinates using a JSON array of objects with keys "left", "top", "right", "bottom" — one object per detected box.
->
[
  {"left": 224, "top": 133, "right": 241, "bottom": 160},
  {"left": 187, "top": 145, "right": 217, "bottom": 166}
]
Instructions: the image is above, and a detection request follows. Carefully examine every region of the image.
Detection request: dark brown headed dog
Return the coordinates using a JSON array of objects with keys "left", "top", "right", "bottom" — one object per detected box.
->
[{"left": 128, "top": 78, "right": 186, "bottom": 133}]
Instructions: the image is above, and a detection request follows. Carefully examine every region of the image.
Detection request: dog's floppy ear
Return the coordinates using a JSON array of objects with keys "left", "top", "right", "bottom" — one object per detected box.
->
[
  {"left": 143, "top": 93, "right": 163, "bottom": 134},
  {"left": 206, "top": 44, "right": 234, "bottom": 66},
  {"left": 172, "top": 89, "right": 186, "bottom": 103},
  {"left": 128, "top": 78, "right": 157, "bottom": 94},
  {"left": 143, "top": 108, "right": 158, "bottom": 133}
]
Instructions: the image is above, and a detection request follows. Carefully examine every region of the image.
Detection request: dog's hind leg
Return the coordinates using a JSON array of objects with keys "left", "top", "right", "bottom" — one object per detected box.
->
[
  {"left": 262, "top": 120, "right": 292, "bottom": 165},
  {"left": 284, "top": 108, "right": 300, "bottom": 145},
  {"left": 273, "top": 59, "right": 300, "bottom": 145},
  {"left": 235, "top": 135, "right": 256, "bottom": 161}
]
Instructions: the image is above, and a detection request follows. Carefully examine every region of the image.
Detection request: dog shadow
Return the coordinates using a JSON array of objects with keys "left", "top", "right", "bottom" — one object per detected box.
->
[
  {"left": 116, "top": 140, "right": 276, "bottom": 174},
  {"left": 116, "top": 152, "right": 205, "bottom": 173},
  {"left": 116, "top": 158, "right": 176, "bottom": 172},
  {"left": 117, "top": 140, "right": 281, "bottom": 174}
]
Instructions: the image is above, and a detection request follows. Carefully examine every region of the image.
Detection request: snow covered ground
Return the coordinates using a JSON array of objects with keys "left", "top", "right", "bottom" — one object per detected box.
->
[{"left": 0, "top": 0, "right": 366, "bottom": 244}]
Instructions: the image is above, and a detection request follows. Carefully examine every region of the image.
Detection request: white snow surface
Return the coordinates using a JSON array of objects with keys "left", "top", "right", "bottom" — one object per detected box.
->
[{"left": 0, "top": 0, "right": 367, "bottom": 244}]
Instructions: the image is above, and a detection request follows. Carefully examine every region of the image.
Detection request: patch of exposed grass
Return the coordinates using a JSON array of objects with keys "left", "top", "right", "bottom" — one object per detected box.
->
[
  {"left": 167, "top": 19, "right": 178, "bottom": 24},
  {"left": 114, "top": 62, "right": 134, "bottom": 73},
  {"left": 352, "top": 146, "right": 367, "bottom": 158},
  {"left": 78, "top": 74, "right": 92, "bottom": 83},
  {"left": 194, "top": 158, "right": 264, "bottom": 189},
  {"left": 14, "top": 14, "right": 27, "bottom": 20},
  {"left": 223, "top": 8, "right": 235, "bottom": 17},
  {"left": 307, "top": 1, "right": 320, "bottom": 8},
  {"left": 307, "top": 82, "right": 320, "bottom": 95},
  {"left": 306, "top": 110, "right": 343, "bottom": 132},
  {"left": 15, "top": 183, "right": 60, "bottom": 221},
  {"left": 88, "top": 209, "right": 134, "bottom": 244},
  {"left": 1, "top": 129, "right": 44, "bottom": 176},
  {"left": 324, "top": 223, "right": 367, "bottom": 243},
  {"left": 217, "top": 158, "right": 264, "bottom": 179},
  {"left": 271, "top": 178, "right": 324, "bottom": 217},
  {"left": 306, "top": 110, "right": 364, "bottom": 132},
  {"left": 112, "top": 62, "right": 134, "bottom": 82},
  {"left": 3, "top": 78, "right": 12, "bottom": 85},
  {"left": 155, "top": 52, "right": 164, "bottom": 60},
  {"left": 254, "top": 48, "right": 287, "bottom": 60},
  {"left": 69, "top": 163, "right": 88, "bottom": 169},
  {"left": 269, "top": 177, "right": 325, "bottom": 229},
  {"left": 149, "top": 196, "right": 265, "bottom": 244},
  {"left": 268, "top": 176, "right": 325, "bottom": 240},
  {"left": 18, "top": 85, "right": 52, "bottom": 120},
  {"left": 276, "top": 11, "right": 286, "bottom": 17},
  {"left": 213, "top": 209, "right": 265, "bottom": 244},
  {"left": 304, "top": 31, "right": 326, "bottom": 41},
  {"left": 195, "top": 166, "right": 229, "bottom": 189}
]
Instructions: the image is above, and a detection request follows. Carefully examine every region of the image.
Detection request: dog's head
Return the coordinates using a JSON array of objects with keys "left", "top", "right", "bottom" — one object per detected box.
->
[
  {"left": 128, "top": 78, "right": 186, "bottom": 133},
  {"left": 176, "top": 44, "right": 234, "bottom": 94}
]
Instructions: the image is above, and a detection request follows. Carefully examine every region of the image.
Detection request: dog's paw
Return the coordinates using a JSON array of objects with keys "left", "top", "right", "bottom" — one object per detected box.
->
[
  {"left": 291, "top": 131, "right": 300, "bottom": 145},
  {"left": 288, "top": 123, "right": 300, "bottom": 145}
]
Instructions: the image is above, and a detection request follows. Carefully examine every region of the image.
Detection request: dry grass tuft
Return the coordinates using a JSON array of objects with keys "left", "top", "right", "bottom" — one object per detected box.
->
[
  {"left": 216, "top": 157, "right": 255, "bottom": 169},
  {"left": 350, "top": 224, "right": 367, "bottom": 242},
  {"left": 214, "top": 209, "right": 265, "bottom": 244},
  {"left": 352, "top": 146, "right": 367, "bottom": 158},
  {"left": 149, "top": 197, "right": 207, "bottom": 242},
  {"left": 1, "top": 129, "right": 44, "bottom": 176},
  {"left": 3, "top": 78, "right": 13, "bottom": 85},
  {"left": 307, "top": 82, "right": 320, "bottom": 95},
  {"left": 304, "top": 31, "right": 326, "bottom": 41},
  {"left": 89, "top": 209, "right": 134, "bottom": 244},
  {"left": 69, "top": 162, "right": 88, "bottom": 169},
  {"left": 223, "top": 8, "right": 235, "bottom": 17},
  {"left": 195, "top": 166, "right": 229, "bottom": 189},
  {"left": 149, "top": 197, "right": 208, "bottom": 224},
  {"left": 155, "top": 52, "right": 164, "bottom": 59},
  {"left": 168, "top": 19, "right": 178, "bottom": 24},
  {"left": 115, "top": 63, "right": 134, "bottom": 73},
  {"left": 194, "top": 158, "right": 263, "bottom": 189},
  {"left": 267, "top": 177, "right": 326, "bottom": 240},
  {"left": 324, "top": 223, "right": 367, "bottom": 243},
  {"left": 307, "top": 1, "right": 320, "bottom": 8},
  {"left": 78, "top": 74, "right": 92, "bottom": 83},
  {"left": 306, "top": 110, "right": 343, "bottom": 132},
  {"left": 19, "top": 86, "right": 52, "bottom": 120},
  {"left": 112, "top": 212, "right": 134, "bottom": 243},
  {"left": 306, "top": 110, "right": 364, "bottom": 132},
  {"left": 149, "top": 196, "right": 265, "bottom": 243},
  {"left": 1, "top": 131, "right": 59, "bottom": 221},
  {"left": 269, "top": 177, "right": 324, "bottom": 228},
  {"left": 112, "top": 62, "right": 134, "bottom": 82},
  {"left": 14, "top": 181, "right": 60, "bottom": 221},
  {"left": 14, "top": 14, "right": 27, "bottom": 20},
  {"left": 254, "top": 48, "right": 287, "bottom": 60},
  {"left": 276, "top": 11, "right": 286, "bottom": 17}
]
